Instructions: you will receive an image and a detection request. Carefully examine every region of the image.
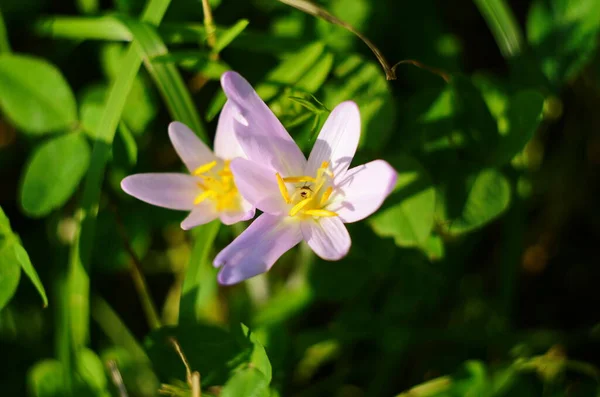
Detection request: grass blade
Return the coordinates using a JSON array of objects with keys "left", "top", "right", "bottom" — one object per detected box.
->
[
  {"left": 66, "top": 0, "right": 172, "bottom": 357},
  {"left": 123, "top": 19, "right": 206, "bottom": 138},
  {"left": 473, "top": 0, "right": 524, "bottom": 58}
]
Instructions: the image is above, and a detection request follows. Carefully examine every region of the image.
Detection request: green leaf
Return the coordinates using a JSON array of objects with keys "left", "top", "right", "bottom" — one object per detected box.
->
[
  {"left": 235, "top": 324, "right": 272, "bottom": 382},
  {"left": 113, "top": 121, "right": 138, "bottom": 168},
  {"left": 257, "top": 41, "right": 326, "bottom": 101},
  {"left": 491, "top": 90, "right": 544, "bottom": 165},
  {"left": 124, "top": 19, "right": 206, "bottom": 139},
  {"left": 0, "top": 207, "right": 48, "bottom": 307},
  {"left": 0, "top": 240, "right": 21, "bottom": 310},
  {"left": 444, "top": 169, "right": 511, "bottom": 235},
  {"left": 212, "top": 19, "right": 249, "bottom": 54},
  {"left": 370, "top": 155, "right": 436, "bottom": 248},
  {"left": 324, "top": 55, "right": 395, "bottom": 150},
  {"left": 27, "top": 359, "right": 65, "bottom": 397},
  {"left": 75, "top": 348, "right": 110, "bottom": 396},
  {"left": 220, "top": 368, "right": 270, "bottom": 397},
  {"left": 146, "top": 324, "right": 256, "bottom": 386},
  {"left": 473, "top": 0, "right": 524, "bottom": 58},
  {"left": 20, "top": 133, "right": 91, "bottom": 217},
  {"left": 0, "top": 54, "right": 77, "bottom": 134},
  {"left": 206, "top": 41, "right": 326, "bottom": 121},
  {"left": 527, "top": 0, "right": 600, "bottom": 85}
]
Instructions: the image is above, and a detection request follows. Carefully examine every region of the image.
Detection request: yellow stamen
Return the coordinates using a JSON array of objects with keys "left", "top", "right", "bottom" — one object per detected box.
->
[
  {"left": 304, "top": 209, "right": 338, "bottom": 217},
  {"left": 194, "top": 190, "right": 214, "bottom": 205},
  {"left": 192, "top": 160, "right": 217, "bottom": 175},
  {"left": 276, "top": 173, "right": 292, "bottom": 204},
  {"left": 283, "top": 176, "right": 316, "bottom": 183},
  {"left": 289, "top": 199, "right": 312, "bottom": 217},
  {"left": 320, "top": 187, "right": 333, "bottom": 207}
]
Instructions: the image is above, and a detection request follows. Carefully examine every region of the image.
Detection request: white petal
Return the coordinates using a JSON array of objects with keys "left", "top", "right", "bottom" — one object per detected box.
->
[
  {"left": 213, "top": 101, "right": 247, "bottom": 160},
  {"left": 121, "top": 173, "right": 198, "bottom": 210},
  {"left": 214, "top": 214, "right": 302, "bottom": 285},
  {"left": 219, "top": 198, "right": 256, "bottom": 225},
  {"left": 306, "top": 101, "right": 360, "bottom": 177},
  {"left": 168, "top": 121, "right": 216, "bottom": 172},
  {"left": 221, "top": 71, "right": 306, "bottom": 176},
  {"left": 301, "top": 217, "right": 351, "bottom": 261},
  {"left": 181, "top": 203, "right": 219, "bottom": 230},
  {"left": 230, "top": 158, "right": 288, "bottom": 215},
  {"left": 329, "top": 160, "right": 398, "bottom": 223}
]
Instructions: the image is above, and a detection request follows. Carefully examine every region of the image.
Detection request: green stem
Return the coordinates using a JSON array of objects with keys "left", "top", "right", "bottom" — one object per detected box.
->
[
  {"left": 0, "top": 7, "right": 11, "bottom": 53},
  {"left": 179, "top": 220, "right": 220, "bottom": 324},
  {"left": 65, "top": 0, "right": 172, "bottom": 353},
  {"left": 473, "top": 0, "right": 524, "bottom": 58},
  {"left": 201, "top": 0, "right": 217, "bottom": 50}
]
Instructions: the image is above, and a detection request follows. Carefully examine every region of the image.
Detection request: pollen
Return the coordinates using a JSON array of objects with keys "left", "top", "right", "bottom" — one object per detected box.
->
[
  {"left": 275, "top": 162, "right": 338, "bottom": 219},
  {"left": 192, "top": 160, "right": 240, "bottom": 212}
]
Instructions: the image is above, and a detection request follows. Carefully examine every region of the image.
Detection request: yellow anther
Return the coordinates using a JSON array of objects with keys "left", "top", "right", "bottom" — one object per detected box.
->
[
  {"left": 197, "top": 175, "right": 217, "bottom": 183},
  {"left": 194, "top": 190, "right": 214, "bottom": 205},
  {"left": 320, "top": 186, "right": 333, "bottom": 207},
  {"left": 193, "top": 160, "right": 217, "bottom": 175},
  {"left": 321, "top": 161, "right": 329, "bottom": 168},
  {"left": 283, "top": 176, "right": 316, "bottom": 183},
  {"left": 289, "top": 199, "right": 312, "bottom": 217},
  {"left": 304, "top": 209, "right": 338, "bottom": 217},
  {"left": 276, "top": 173, "right": 292, "bottom": 204}
]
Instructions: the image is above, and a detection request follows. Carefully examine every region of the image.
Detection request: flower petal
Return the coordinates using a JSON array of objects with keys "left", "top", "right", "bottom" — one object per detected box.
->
[
  {"left": 219, "top": 198, "right": 256, "bottom": 225},
  {"left": 168, "top": 121, "right": 216, "bottom": 172},
  {"left": 230, "top": 158, "right": 287, "bottom": 215},
  {"left": 301, "top": 217, "right": 351, "bottom": 261},
  {"left": 329, "top": 160, "right": 397, "bottom": 223},
  {"left": 213, "top": 101, "right": 247, "bottom": 160},
  {"left": 221, "top": 71, "right": 306, "bottom": 176},
  {"left": 181, "top": 203, "right": 218, "bottom": 230},
  {"left": 214, "top": 214, "right": 302, "bottom": 285},
  {"left": 121, "top": 173, "right": 198, "bottom": 210},
  {"left": 306, "top": 101, "right": 360, "bottom": 177}
]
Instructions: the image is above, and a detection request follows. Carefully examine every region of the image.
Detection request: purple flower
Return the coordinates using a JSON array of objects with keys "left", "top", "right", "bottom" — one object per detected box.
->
[
  {"left": 121, "top": 106, "right": 255, "bottom": 229},
  {"left": 214, "top": 72, "right": 398, "bottom": 285}
]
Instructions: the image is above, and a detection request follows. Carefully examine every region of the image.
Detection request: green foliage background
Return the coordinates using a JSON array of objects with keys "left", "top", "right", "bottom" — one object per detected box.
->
[{"left": 0, "top": 0, "right": 599, "bottom": 396}]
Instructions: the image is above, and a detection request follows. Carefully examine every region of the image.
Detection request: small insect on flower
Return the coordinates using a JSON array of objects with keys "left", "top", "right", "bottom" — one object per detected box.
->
[
  {"left": 120, "top": 105, "right": 255, "bottom": 230},
  {"left": 213, "top": 72, "right": 398, "bottom": 285}
]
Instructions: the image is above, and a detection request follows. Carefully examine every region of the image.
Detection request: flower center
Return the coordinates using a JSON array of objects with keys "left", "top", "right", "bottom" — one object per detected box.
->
[
  {"left": 276, "top": 161, "right": 338, "bottom": 218},
  {"left": 192, "top": 160, "right": 240, "bottom": 212}
]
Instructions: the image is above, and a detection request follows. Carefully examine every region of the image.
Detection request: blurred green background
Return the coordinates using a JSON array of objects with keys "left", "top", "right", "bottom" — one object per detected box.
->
[{"left": 1, "top": 0, "right": 600, "bottom": 396}]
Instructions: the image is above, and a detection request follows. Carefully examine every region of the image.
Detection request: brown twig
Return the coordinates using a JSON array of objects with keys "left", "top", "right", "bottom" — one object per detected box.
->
[
  {"left": 170, "top": 338, "right": 202, "bottom": 397},
  {"left": 107, "top": 360, "right": 129, "bottom": 397},
  {"left": 279, "top": 0, "right": 450, "bottom": 82}
]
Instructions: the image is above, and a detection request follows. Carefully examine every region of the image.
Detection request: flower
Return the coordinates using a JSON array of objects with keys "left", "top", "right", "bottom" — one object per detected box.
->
[
  {"left": 120, "top": 106, "right": 255, "bottom": 229},
  {"left": 214, "top": 72, "right": 398, "bottom": 285}
]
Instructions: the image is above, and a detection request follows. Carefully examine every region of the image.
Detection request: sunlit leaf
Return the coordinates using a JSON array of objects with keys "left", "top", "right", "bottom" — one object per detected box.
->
[
  {"left": 370, "top": 155, "right": 436, "bottom": 247},
  {"left": 324, "top": 55, "right": 395, "bottom": 150},
  {"left": 213, "top": 19, "right": 249, "bottom": 54},
  {"left": 443, "top": 168, "right": 511, "bottom": 235},
  {"left": 0, "top": 239, "right": 21, "bottom": 310},
  {"left": 0, "top": 207, "right": 48, "bottom": 307},
  {"left": 220, "top": 368, "right": 270, "bottom": 397},
  {"left": 0, "top": 54, "right": 77, "bottom": 134},
  {"left": 20, "top": 133, "right": 91, "bottom": 217},
  {"left": 27, "top": 359, "right": 65, "bottom": 397}
]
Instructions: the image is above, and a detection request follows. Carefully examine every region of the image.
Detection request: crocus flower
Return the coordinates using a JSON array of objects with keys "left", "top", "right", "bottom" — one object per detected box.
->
[
  {"left": 121, "top": 107, "right": 255, "bottom": 229},
  {"left": 214, "top": 72, "right": 398, "bottom": 285}
]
